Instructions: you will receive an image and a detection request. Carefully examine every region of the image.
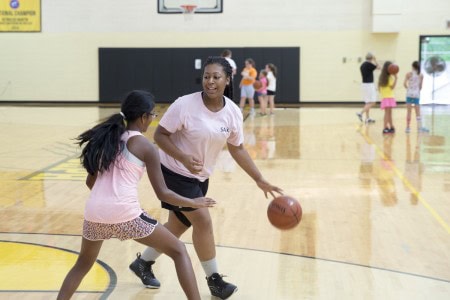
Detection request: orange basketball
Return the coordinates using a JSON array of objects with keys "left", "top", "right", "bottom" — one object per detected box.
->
[
  {"left": 388, "top": 64, "right": 399, "bottom": 75},
  {"left": 267, "top": 196, "right": 302, "bottom": 230},
  {"left": 253, "top": 80, "right": 262, "bottom": 90}
]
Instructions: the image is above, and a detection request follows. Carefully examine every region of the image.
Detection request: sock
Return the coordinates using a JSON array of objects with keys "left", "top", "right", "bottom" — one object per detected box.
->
[
  {"left": 140, "top": 247, "right": 162, "bottom": 262},
  {"left": 201, "top": 258, "right": 218, "bottom": 277}
]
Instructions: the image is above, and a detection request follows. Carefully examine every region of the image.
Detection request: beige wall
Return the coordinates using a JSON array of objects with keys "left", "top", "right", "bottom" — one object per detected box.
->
[{"left": 0, "top": 0, "right": 449, "bottom": 102}]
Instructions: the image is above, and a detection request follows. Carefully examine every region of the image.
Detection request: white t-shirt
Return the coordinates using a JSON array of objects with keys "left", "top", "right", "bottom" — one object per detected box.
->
[
  {"left": 267, "top": 71, "right": 276, "bottom": 91},
  {"left": 224, "top": 57, "right": 237, "bottom": 74},
  {"left": 159, "top": 91, "right": 244, "bottom": 181}
]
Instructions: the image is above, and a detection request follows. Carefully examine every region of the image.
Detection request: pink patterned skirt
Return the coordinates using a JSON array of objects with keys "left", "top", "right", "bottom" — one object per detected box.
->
[{"left": 83, "top": 211, "right": 158, "bottom": 241}]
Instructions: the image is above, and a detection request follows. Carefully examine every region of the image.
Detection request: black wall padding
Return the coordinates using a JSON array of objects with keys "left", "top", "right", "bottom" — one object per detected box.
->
[{"left": 99, "top": 47, "right": 300, "bottom": 103}]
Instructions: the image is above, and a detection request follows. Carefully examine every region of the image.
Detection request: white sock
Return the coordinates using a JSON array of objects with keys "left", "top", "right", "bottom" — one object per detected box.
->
[
  {"left": 141, "top": 247, "right": 162, "bottom": 262},
  {"left": 201, "top": 258, "right": 218, "bottom": 277}
]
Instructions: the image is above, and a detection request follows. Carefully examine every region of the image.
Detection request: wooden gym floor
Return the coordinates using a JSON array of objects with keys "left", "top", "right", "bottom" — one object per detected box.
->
[{"left": 0, "top": 103, "right": 449, "bottom": 300}]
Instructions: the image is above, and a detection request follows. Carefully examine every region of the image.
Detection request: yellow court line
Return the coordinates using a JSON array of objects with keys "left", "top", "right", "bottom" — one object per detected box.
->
[{"left": 357, "top": 126, "right": 450, "bottom": 234}]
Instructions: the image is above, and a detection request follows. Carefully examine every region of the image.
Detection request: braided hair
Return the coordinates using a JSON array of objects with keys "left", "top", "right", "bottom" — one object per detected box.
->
[
  {"left": 203, "top": 56, "right": 234, "bottom": 100},
  {"left": 76, "top": 90, "right": 155, "bottom": 175}
]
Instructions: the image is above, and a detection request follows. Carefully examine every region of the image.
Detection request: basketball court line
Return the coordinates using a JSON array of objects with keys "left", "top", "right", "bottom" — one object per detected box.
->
[
  {"left": 0, "top": 239, "right": 117, "bottom": 299},
  {"left": 20, "top": 155, "right": 86, "bottom": 181},
  {"left": 357, "top": 125, "right": 450, "bottom": 234},
  {"left": 1, "top": 232, "right": 449, "bottom": 287}
]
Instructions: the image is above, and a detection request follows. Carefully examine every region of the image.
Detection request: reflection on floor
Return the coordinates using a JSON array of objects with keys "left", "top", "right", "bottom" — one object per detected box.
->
[{"left": 0, "top": 104, "right": 449, "bottom": 299}]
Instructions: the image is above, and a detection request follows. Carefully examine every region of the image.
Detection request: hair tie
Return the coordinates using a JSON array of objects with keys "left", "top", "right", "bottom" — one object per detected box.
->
[{"left": 119, "top": 111, "right": 126, "bottom": 119}]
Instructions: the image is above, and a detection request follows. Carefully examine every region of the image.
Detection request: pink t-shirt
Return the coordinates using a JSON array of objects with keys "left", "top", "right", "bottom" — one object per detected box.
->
[
  {"left": 84, "top": 131, "right": 145, "bottom": 223},
  {"left": 159, "top": 92, "right": 244, "bottom": 181},
  {"left": 257, "top": 77, "right": 268, "bottom": 94}
]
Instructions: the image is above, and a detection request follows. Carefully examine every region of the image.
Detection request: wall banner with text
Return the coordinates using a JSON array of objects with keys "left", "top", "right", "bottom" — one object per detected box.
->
[{"left": 0, "top": 0, "right": 41, "bottom": 32}]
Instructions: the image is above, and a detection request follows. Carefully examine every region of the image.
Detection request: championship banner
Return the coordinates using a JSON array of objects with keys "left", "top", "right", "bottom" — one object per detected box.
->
[{"left": 0, "top": 0, "right": 41, "bottom": 32}]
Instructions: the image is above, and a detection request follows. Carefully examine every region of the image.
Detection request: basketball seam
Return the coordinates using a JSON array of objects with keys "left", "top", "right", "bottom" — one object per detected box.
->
[{"left": 289, "top": 206, "right": 300, "bottom": 223}]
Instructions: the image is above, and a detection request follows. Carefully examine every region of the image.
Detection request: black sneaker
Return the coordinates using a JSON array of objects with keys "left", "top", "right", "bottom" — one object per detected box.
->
[
  {"left": 382, "top": 128, "right": 391, "bottom": 134},
  {"left": 356, "top": 112, "right": 363, "bottom": 122},
  {"left": 129, "top": 253, "right": 160, "bottom": 288},
  {"left": 206, "top": 273, "right": 237, "bottom": 299}
]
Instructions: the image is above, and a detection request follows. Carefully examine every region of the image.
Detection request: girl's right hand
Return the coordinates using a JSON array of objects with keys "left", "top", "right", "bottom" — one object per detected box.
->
[
  {"left": 191, "top": 197, "right": 216, "bottom": 208},
  {"left": 181, "top": 154, "right": 204, "bottom": 174}
]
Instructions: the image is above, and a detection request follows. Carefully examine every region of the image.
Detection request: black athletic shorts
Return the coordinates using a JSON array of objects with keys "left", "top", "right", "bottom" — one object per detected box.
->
[{"left": 160, "top": 164, "right": 209, "bottom": 227}]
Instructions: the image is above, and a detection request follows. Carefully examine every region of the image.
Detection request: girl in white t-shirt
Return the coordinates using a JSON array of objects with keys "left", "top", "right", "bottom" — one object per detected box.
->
[
  {"left": 131, "top": 57, "right": 282, "bottom": 299},
  {"left": 57, "top": 90, "right": 215, "bottom": 300},
  {"left": 265, "top": 63, "right": 278, "bottom": 115}
]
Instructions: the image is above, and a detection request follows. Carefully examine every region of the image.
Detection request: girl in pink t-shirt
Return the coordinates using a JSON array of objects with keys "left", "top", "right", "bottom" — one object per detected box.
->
[
  {"left": 130, "top": 57, "right": 283, "bottom": 299},
  {"left": 57, "top": 90, "right": 215, "bottom": 300},
  {"left": 256, "top": 69, "right": 269, "bottom": 115}
]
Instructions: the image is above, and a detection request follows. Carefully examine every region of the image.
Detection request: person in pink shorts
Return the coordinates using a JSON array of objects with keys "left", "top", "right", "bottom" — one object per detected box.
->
[{"left": 378, "top": 61, "right": 398, "bottom": 134}]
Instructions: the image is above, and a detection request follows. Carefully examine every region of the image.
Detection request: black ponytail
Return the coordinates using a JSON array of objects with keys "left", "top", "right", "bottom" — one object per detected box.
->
[{"left": 77, "top": 90, "right": 155, "bottom": 174}]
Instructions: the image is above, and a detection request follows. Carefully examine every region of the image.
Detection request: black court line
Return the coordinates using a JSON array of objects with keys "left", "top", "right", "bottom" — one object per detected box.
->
[
  {"left": 0, "top": 240, "right": 117, "bottom": 299},
  {"left": 20, "top": 154, "right": 80, "bottom": 181},
  {"left": 214, "top": 243, "right": 450, "bottom": 284},
  {"left": 1, "top": 232, "right": 448, "bottom": 285},
  {"left": 243, "top": 112, "right": 250, "bottom": 122}
]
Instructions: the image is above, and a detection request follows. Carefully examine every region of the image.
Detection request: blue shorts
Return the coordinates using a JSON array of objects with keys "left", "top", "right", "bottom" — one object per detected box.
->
[
  {"left": 406, "top": 97, "right": 419, "bottom": 105},
  {"left": 241, "top": 84, "right": 255, "bottom": 98}
]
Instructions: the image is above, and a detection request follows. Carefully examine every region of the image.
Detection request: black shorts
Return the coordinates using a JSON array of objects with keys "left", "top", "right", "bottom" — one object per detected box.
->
[
  {"left": 160, "top": 164, "right": 209, "bottom": 227},
  {"left": 267, "top": 90, "right": 276, "bottom": 96}
]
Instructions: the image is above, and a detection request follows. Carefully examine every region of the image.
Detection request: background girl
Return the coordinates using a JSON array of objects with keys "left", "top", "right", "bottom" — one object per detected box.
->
[
  {"left": 256, "top": 69, "right": 268, "bottom": 115},
  {"left": 265, "top": 63, "right": 278, "bottom": 115},
  {"left": 378, "top": 61, "right": 397, "bottom": 134},
  {"left": 403, "top": 61, "right": 429, "bottom": 133},
  {"left": 239, "top": 58, "right": 257, "bottom": 115}
]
